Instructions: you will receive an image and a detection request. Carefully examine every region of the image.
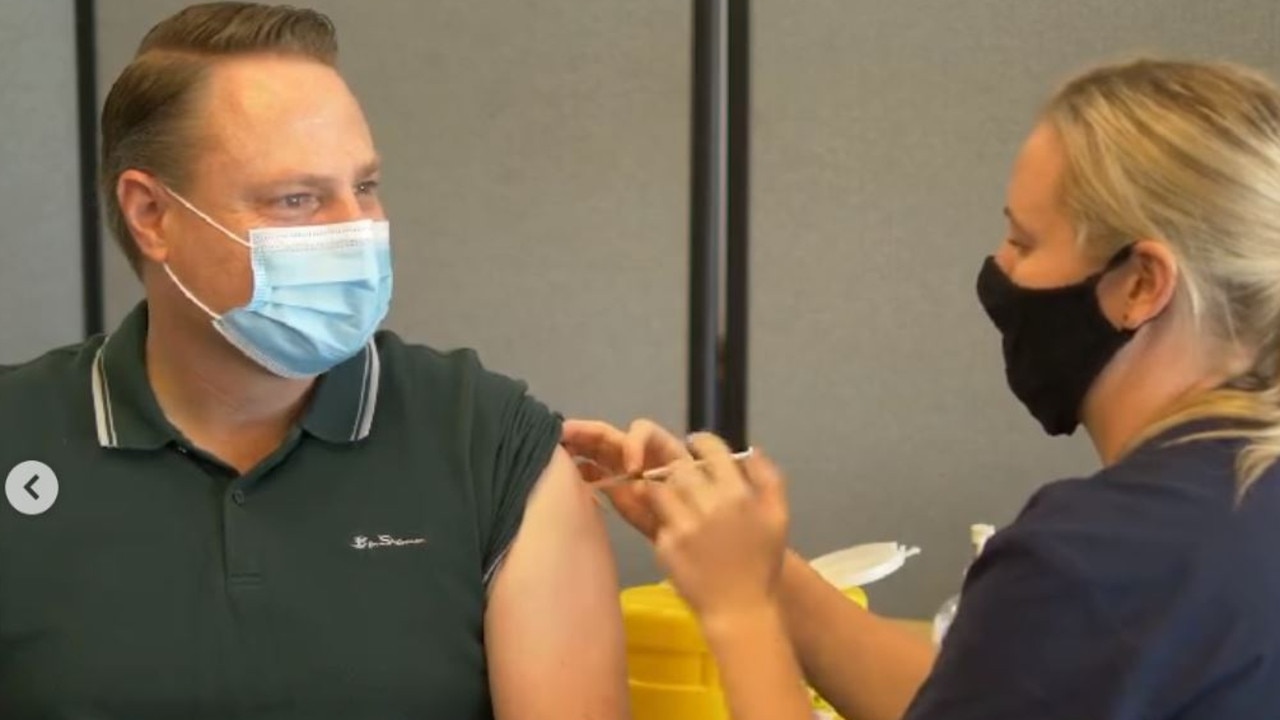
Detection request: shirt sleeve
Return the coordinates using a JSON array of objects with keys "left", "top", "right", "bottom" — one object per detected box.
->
[{"left": 466, "top": 368, "right": 563, "bottom": 589}]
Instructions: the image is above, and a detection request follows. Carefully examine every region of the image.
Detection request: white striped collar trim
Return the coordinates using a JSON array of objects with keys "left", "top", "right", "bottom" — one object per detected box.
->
[
  {"left": 91, "top": 342, "right": 119, "bottom": 448},
  {"left": 297, "top": 337, "right": 382, "bottom": 444},
  {"left": 351, "top": 338, "right": 380, "bottom": 441},
  {"left": 90, "top": 337, "right": 382, "bottom": 448}
]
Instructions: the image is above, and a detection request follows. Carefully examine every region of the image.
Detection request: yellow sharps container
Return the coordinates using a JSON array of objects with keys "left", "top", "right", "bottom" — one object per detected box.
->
[
  {"left": 621, "top": 542, "right": 918, "bottom": 720},
  {"left": 620, "top": 582, "right": 868, "bottom": 720}
]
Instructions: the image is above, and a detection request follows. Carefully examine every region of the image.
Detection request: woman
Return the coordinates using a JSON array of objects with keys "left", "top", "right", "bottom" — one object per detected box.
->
[{"left": 566, "top": 58, "right": 1280, "bottom": 720}]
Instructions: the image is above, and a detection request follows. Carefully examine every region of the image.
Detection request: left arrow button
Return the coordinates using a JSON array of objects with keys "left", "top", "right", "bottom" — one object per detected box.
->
[{"left": 6, "top": 462, "right": 58, "bottom": 515}]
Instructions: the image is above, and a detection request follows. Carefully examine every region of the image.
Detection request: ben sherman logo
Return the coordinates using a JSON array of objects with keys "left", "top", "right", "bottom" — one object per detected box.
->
[{"left": 350, "top": 534, "right": 427, "bottom": 550}]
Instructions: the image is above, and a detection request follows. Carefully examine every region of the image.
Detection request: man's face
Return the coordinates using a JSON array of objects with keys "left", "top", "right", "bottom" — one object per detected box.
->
[{"left": 160, "top": 54, "right": 384, "bottom": 316}]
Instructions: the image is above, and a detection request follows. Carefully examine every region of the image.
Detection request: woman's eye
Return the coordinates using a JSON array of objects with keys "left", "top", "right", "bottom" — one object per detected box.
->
[{"left": 1006, "top": 237, "right": 1031, "bottom": 254}]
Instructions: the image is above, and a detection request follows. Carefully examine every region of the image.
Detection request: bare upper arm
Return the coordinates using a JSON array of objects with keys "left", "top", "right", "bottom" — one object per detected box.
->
[{"left": 484, "top": 446, "right": 631, "bottom": 720}]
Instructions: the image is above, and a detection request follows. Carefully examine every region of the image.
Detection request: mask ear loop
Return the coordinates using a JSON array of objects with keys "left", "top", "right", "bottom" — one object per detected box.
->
[
  {"left": 158, "top": 184, "right": 252, "bottom": 319},
  {"left": 162, "top": 186, "right": 252, "bottom": 248},
  {"left": 1102, "top": 243, "right": 1136, "bottom": 271},
  {"left": 162, "top": 264, "right": 219, "bottom": 319},
  {"left": 1103, "top": 243, "right": 1159, "bottom": 335}
]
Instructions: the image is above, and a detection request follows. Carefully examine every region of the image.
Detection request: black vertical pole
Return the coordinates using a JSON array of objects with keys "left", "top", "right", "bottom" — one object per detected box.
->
[
  {"left": 688, "top": 0, "right": 725, "bottom": 433},
  {"left": 721, "top": 0, "right": 750, "bottom": 450},
  {"left": 75, "top": 0, "right": 104, "bottom": 337}
]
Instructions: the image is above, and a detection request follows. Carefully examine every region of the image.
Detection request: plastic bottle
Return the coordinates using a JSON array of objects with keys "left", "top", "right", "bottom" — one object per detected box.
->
[{"left": 931, "top": 523, "right": 995, "bottom": 647}]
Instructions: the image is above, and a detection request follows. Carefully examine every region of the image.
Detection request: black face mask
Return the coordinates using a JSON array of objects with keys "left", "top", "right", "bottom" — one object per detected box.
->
[{"left": 976, "top": 247, "right": 1135, "bottom": 436}]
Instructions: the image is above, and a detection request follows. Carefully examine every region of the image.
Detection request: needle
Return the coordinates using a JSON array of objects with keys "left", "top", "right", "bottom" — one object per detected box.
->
[{"left": 574, "top": 447, "right": 756, "bottom": 489}]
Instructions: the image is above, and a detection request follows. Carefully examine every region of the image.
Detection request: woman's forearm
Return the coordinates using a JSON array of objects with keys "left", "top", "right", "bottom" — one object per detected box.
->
[
  {"left": 702, "top": 604, "right": 814, "bottom": 720},
  {"left": 777, "top": 550, "right": 936, "bottom": 720}
]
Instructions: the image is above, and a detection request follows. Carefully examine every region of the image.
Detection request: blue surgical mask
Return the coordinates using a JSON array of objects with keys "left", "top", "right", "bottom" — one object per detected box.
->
[{"left": 162, "top": 189, "right": 393, "bottom": 378}]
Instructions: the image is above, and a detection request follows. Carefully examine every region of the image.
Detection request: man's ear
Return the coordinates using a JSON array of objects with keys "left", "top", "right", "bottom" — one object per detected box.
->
[
  {"left": 1121, "top": 239, "right": 1180, "bottom": 329},
  {"left": 116, "top": 170, "right": 173, "bottom": 265}
]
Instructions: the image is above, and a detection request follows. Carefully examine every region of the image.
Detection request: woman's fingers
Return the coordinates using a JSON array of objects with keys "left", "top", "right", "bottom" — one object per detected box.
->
[{"left": 625, "top": 418, "right": 691, "bottom": 475}]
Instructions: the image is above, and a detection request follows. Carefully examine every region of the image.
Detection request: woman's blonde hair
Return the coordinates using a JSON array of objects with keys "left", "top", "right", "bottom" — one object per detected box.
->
[{"left": 1042, "top": 58, "right": 1280, "bottom": 494}]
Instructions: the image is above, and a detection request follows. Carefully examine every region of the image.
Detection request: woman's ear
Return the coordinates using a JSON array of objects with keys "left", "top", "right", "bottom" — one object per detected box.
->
[
  {"left": 116, "top": 170, "right": 173, "bottom": 265},
  {"left": 1121, "top": 240, "right": 1180, "bottom": 329}
]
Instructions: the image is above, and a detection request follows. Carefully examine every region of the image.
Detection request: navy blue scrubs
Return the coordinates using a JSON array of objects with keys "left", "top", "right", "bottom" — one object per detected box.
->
[{"left": 906, "top": 420, "right": 1280, "bottom": 719}]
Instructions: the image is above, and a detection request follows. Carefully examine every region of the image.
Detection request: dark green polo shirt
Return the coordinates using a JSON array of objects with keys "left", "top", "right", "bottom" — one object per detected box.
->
[{"left": 0, "top": 303, "right": 562, "bottom": 719}]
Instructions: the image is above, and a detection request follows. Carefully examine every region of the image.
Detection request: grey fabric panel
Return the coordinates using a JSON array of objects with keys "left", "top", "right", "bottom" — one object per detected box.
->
[{"left": 0, "top": 2, "right": 83, "bottom": 364}]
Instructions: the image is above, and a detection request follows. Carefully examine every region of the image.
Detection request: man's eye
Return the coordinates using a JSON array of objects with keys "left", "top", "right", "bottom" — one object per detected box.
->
[
  {"left": 278, "top": 193, "right": 317, "bottom": 209},
  {"left": 356, "top": 180, "right": 380, "bottom": 196}
]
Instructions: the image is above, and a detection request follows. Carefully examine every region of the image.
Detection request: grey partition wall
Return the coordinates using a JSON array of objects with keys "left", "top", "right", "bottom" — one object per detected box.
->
[
  {"left": 95, "top": 1, "right": 690, "bottom": 586},
  {"left": 0, "top": 3, "right": 84, "bottom": 364},
  {"left": 752, "top": 0, "right": 1280, "bottom": 617}
]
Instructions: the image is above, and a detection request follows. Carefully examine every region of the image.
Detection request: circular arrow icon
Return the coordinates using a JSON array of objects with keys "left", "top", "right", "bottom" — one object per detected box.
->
[{"left": 6, "top": 460, "right": 58, "bottom": 515}]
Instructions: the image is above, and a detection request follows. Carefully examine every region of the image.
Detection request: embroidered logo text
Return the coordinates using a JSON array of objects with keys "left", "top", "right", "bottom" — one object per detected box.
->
[{"left": 351, "top": 534, "right": 427, "bottom": 550}]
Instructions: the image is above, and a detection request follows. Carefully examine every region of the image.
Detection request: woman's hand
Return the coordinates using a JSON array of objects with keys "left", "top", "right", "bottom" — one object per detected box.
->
[
  {"left": 648, "top": 432, "right": 791, "bottom": 624},
  {"left": 561, "top": 418, "right": 691, "bottom": 539}
]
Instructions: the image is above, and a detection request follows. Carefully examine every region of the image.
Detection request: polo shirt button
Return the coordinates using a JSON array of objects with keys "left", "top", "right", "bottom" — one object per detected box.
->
[{"left": 231, "top": 489, "right": 246, "bottom": 505}]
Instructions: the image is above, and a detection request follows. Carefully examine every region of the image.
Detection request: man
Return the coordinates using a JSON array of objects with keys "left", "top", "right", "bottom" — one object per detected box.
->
[{"left": 0, "top": 3, "right": 627, "bottom": 718}]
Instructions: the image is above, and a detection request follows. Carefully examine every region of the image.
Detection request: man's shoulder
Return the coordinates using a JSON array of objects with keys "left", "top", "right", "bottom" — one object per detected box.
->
[
  {"left": 0, "top": 337, "right": 103, "bottom": 400},
  {"left": 371, "top": 330, "right": 534, "bottom": 402}
]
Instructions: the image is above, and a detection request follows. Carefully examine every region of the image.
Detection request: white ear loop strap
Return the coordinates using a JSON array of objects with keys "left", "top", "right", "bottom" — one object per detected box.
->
[
  {"left": 160, "top": 185, "right": 250, "bottom": 319},
  {"left": 162, "top": 263, "right": 219, "bottom": 318},
  {"left": 164, "top": 186, "right": 251, "bottom": 248}
]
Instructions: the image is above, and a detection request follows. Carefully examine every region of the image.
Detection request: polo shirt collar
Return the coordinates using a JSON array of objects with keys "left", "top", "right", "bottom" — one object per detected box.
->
[
  {"left": 91, "top": 302, "right": 382, "bottom": 450},
  {"left": 300, "top": 337, "right": 382, "bottom": 444}
]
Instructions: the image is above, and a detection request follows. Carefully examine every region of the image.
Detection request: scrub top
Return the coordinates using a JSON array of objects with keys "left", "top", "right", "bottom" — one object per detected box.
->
[{"left": 906, "top": 420, "right": 1280, "bottom": 719}]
